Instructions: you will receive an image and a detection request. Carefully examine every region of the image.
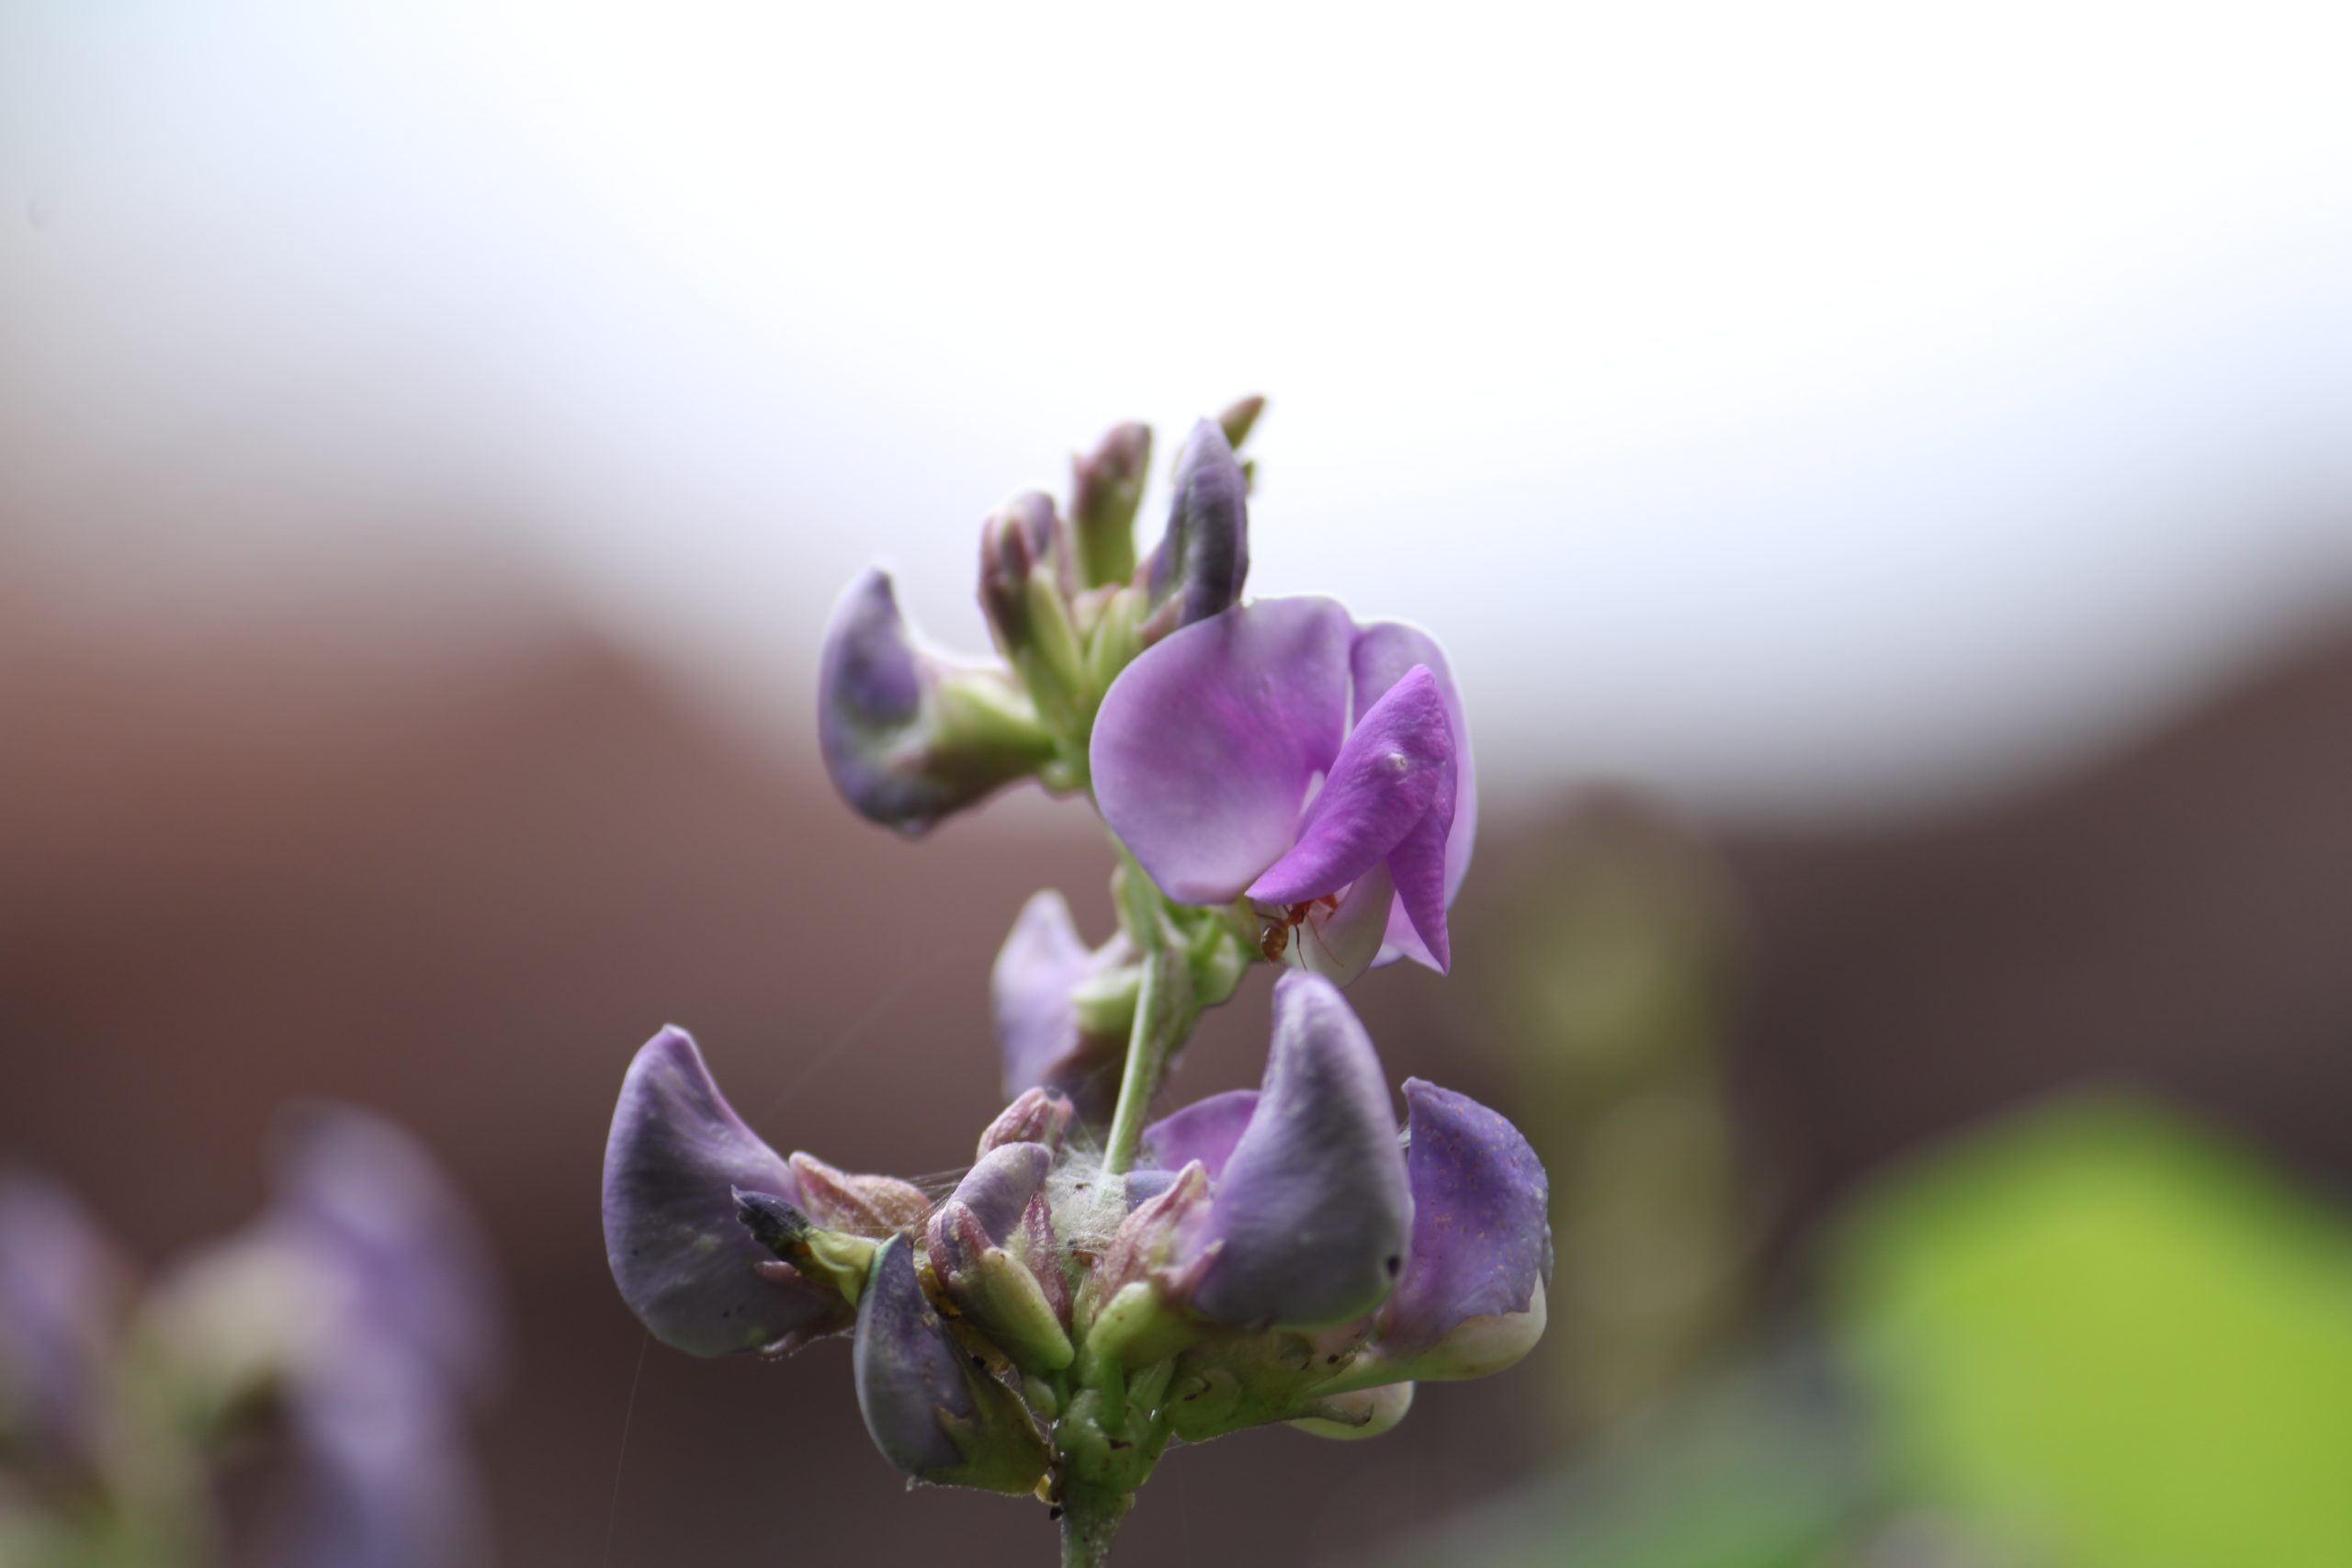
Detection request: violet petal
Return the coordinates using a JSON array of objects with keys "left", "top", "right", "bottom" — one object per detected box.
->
[
  {"left": 1142, "top": 419, "right": 1250, "bottom": 636},
  {"left": 852, "top": 1235, "right": 1049, "bottom": 1493},
  {"left": 1092, "top": 597, "right": 1357, "bottom": 903},
  {"left": 1141, "top": 1090, "right": 1260, "bottom": 1183},
  {"left": 0, "top": 1173, "right": 124, "bottom": 1461},
  {"left": 942, "top": 1144, "right": 1052, "bottom": 1255},
  {"left": 270, "top": 1104, "right": 502, "bottom": 1397},
  {"left": 1246, "top": 665, "right": 1453, "bottom": 910},
  {"left": 601, "top": 1028, "right": 848, "bottom": 1357},
  {"left": 1377, "top": 1079, "right": 1551, "bottom": 1373},
  {"left": 1351, "top": 623, "right": 1476, "bottom": 963},
  {"left": 1189, "top": 974, "right": 1411, "bottom": 1328},
  {"left": 991, "top": 890, "right": 1131, "bottom": 1114}
]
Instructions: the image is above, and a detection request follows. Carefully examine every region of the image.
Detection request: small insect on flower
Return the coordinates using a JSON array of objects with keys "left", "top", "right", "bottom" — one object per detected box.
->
[{"left": 1254, "top": 897, "right": 1340, "bottom": 964}]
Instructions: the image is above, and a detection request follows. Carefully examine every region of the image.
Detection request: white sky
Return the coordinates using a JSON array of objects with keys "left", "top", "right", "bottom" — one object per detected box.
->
[{"left": 6, "top": 1, "right": 2351, "bottom": 820}]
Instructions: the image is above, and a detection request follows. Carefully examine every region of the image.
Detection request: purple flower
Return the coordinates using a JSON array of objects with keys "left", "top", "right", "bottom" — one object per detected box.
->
[
  {"left": 818, "top": 570, "right": 1057, "bottom": 835},
  {"left": 601, "top": 1027, "right": 854, "bottom": 1357},
  {"left": 991, "top": 890, "right": 1134, "bottom": 1116},
  {"left": 1091, "top": 597, "right": 1474, "bottom": 986},
  {"left": 0, "top": 1173, "right": 126, "bottom": 1463},
  {"left": 237, "top": 1105, "right": 503, "bottom": 1568},
  {"left": 1159, "top": 973, "right": 1412, "bottom": 1330},
  {"left": 268, "top": 1104, "right": 503, "bottom": 1397},
  {"left": 1361, "top": 1079, "right": 1550, "bottom": 1382}
]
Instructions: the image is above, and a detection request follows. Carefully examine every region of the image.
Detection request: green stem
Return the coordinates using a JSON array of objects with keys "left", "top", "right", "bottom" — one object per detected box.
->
[
  {"left": 1057, "top": 1486, "right": 1132, "bottom": 1568},
  {"left": 1100, "top": 944, "right": 1170, "bottom": 1176}
]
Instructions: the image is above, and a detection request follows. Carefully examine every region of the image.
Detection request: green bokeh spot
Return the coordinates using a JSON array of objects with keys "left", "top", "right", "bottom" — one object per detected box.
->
[{"left": 1829, "top": 1094, "right": 2352, "bottom": 1568}]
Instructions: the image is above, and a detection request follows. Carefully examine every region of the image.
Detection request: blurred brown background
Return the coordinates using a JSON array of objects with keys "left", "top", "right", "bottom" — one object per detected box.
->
[{"left": 7, "top": 6, "right": 2352, "bottom": 1562}]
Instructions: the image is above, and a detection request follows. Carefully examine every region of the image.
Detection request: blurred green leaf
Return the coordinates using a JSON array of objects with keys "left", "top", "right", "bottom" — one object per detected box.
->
[{"left": 1828, "top": 1095, "right": 2352, "bottom": 1568}]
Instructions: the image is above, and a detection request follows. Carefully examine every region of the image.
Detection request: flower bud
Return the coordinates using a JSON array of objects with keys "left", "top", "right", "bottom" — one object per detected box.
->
[
  {"left": 787, "top": 1152, "right": 931, "bottom": 1237},
  {"left": 927, "top": 1145, "right": 1069, "bottom": 1357},
  {"left": 1140, "top": 419, "right": 1250, "bottom": 644},
  {"left": 977, "top": 1087, "right": 1075, "bottom": 1158},
  {"left": 1185, "top": 974, "right": 1410, "bottom": 1330},
  {"left": 978, "top": 491, "right": 1075, "bottom": 655},
  {"left": 1069, "top": 421, "right": 1152, "bottom": 588},
  {"left": 602, "top": 1028, "right": 852, "bottom": 1357},
  {"left": 818, "top": 569, "right": 1057, "bottom": 835},
  {"left": 1216, "top": 394, "right": 1265, "bottom": 453},
  {"left": 852, "top": 1236, "right": 1050, "bottom": 1495}
]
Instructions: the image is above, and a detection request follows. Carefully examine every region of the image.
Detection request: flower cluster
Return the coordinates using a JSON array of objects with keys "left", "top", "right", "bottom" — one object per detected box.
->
[
  {"left": 0, "top": 1107, "right": 502, "bottom": 1568},
  {"left": 604, "top": 400, "right": 1546, "bottom": 1565}
]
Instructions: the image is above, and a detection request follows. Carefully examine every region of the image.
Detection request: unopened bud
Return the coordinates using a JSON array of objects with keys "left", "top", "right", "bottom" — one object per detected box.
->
[
  {"left": 1140, "top": 419, "right": 1250, "bottom": 645},
  {"left": 977, "top": 1088, "right": 1075, "bottom": 1159},
  {"left": 1069, "top": 422, "right": 1152, "bottom": 588},
  {"left": 1216, "top": 394, "right": 1265, "bottom": 453},
  {"left": 787, "top": 1153, "right": 930, "bottom": 1237},
  {"left": 852, "top": 1236, "right": 1050, "bottom": 1494}
]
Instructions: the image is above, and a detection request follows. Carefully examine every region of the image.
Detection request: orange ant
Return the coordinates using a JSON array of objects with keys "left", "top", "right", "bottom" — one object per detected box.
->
[{"left": 1255, "top": 896, "right": 1340, "bottom": 963}]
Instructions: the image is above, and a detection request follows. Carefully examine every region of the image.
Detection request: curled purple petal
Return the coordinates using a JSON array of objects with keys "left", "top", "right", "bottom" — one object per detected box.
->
[
  {"left": 1092, "top": 597, "right": 1357, "bottom": 903},
  {"left": 1141, "top": 1090, "right": 1260, "bottom": 1184},
  {"left": 0, "top": 1173, "right": 125, "bottom": 1461},
  {"left": 1352, "top": 624, "right": 1476, "bottom": 963},
  {"left": 1189, "top": 974, "right": 1411, "bottom": 1328},
  {"left": 818, "top": 569, "right": 1052, "bottom": 835},
  {"left": 853, "top": 1236, "right": 1049, "bottom": 1493},
  {"left": 991, "top": 890, "right": 1131, "bottom": 1115},
  {"left": 270, "top": 1105, "right": 502, "bottom": 1398},
  {"left": 1375, "top": 1079, "right": 1550, "bottom": 1379},
  {"left": 1247, "top": 666, "right": 1453, "bottom": 923},
  {"left": 602, "top": 1028, "right": 849, "bottom": 1357},
  {"left": 1142, "top": 419, "right": 1250, "bottom": 639}
]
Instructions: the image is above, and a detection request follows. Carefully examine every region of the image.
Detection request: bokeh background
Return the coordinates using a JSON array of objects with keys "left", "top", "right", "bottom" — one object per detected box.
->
[{"left": 6, "top": 5, "right": 2351, "bottom": 1565}]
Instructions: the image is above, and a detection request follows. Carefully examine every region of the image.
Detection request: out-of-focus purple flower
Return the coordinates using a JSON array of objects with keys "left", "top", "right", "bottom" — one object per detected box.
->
[
  {"left": 991, "top": 890, "right": 1135, "bottom": 1116},
  {"left": 1361, "top": 1080, "right": 1549, "bottom": 1382},
  {"left": 266, "top": 1347, "right": 493, "bottom": 1568},
  {"left": 819, "top": 569, "right": 1057, "bottom": 835},
  {"left": 0, "top": 1173, "right": 126, "bottom": 1462},
  {"left": 853, "top": 1236, "right": 1051, "bottom": 1494},
  {"left": 268, "top": 1104, "right": 502, "bottom": 1397},
  {"left": 246, "top": 1105, "right": 504, "bottom": 1568},
  {"left": 1091, "top": 597, "right": 1474, "bottom": 985},
  {"left": 1139, "top": 420, "right": 1250, "bottom": 644},
  {"left": 1178, "top": 974, "right": 1411, "bottom": 1330},
  {"left": 602, "top": 1027, "right": 853, "bottom": 1357}
]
